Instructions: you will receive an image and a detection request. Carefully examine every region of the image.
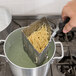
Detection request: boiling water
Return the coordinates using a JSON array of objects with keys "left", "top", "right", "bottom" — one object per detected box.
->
[{"left": 5, "top": 29, "right": 54, "bottom": 68}]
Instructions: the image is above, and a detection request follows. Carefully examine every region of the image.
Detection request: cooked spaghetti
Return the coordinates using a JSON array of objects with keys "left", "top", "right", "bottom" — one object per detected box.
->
[{"left": 28, "top": 24, "right": 49, "bottom": 53}]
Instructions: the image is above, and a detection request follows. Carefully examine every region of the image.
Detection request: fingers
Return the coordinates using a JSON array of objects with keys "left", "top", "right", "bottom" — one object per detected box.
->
[
  {"left": 62, "top": 1, "right": 74, "bottom": 21},
  {"left": 62, "top": 6, "right": 73, "bottom": 21},
  {"left": 62, "top": 6, "right": 68, "bottom": 21},
  {"left": 63, "top": 21, "right": 73, "bottom": 33},
  {"left": 62, "top": 3, "right": 74, "bottom": 33},
  {"left": 62, "top": 0, "right": 76, "bottom": 33}
]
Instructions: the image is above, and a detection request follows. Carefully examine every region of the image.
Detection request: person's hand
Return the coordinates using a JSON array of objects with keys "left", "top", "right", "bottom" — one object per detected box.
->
[{"left": 62, "top": 0, "right": 76, "bottom": 33}]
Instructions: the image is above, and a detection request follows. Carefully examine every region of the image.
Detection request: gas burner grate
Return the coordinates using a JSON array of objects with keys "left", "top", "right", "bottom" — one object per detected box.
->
[
  {"left": 56, "top": 46, "right": 76, "bottom": 76},
  {"left": 55, "top": 31, "right": 75, "bottom": 42},
  {"left": 57, "top": 56, "right": 76, "bottom": 76}
]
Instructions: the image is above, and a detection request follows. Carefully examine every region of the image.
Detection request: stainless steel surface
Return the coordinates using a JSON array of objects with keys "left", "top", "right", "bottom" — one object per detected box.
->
[
  {"left": 9, "top": 61, "right": 50, "bottom": 76},
  {"left": 0, "top": 15, "right": 76, "bottom": 76}
]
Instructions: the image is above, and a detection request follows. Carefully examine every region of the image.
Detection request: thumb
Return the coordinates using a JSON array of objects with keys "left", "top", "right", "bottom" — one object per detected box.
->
[{"left": 63, "top": 21, "right": 73, "bottom": 33}]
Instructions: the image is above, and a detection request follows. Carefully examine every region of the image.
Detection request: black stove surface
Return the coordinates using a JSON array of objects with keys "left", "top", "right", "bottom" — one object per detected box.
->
[{"left": 0, "top": 15, "right": 76, "bottom": 76}]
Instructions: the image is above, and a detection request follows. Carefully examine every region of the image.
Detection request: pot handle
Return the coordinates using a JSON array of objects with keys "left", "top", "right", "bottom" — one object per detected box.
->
[
  {"left": 53, "top": 42, "right": 64, "bottom": 60},
  {"left": 0, "top": 40, "right": 6, "bottom": 57}
]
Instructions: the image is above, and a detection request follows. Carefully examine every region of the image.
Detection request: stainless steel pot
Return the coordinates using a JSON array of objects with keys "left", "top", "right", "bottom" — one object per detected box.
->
[{"left": 0, "top": 27, "right": 64, "bottom": 76}]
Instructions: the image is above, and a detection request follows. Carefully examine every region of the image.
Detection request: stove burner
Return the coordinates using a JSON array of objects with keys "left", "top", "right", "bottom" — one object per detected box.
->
[
  {"left": 56, "top": 31, "right": 74, "bottom": 42},
  {"left": 67, "top": 31, "right": 74, "bottom": 41},
  {"left": 56, "top": 54, "right": 76, "bottom": 76},
  {"left": 57, "top": 32, "right": 65, "bottom": 42},
  {"left": 57, "top": 56, "right": 76, "bottom": 76},
  {"left": 56, "top": 45, "right": 76, "bottom": 76}
]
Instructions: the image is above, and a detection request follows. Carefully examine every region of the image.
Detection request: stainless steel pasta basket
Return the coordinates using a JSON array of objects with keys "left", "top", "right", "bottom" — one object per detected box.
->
[{"left": 21, "top": 17, "right": 52, "bottom": 66}]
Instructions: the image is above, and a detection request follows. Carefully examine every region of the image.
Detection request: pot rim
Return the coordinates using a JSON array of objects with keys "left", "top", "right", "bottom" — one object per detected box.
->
[{"left": 3, "top": 27, "right": 56, "bottom": 70}]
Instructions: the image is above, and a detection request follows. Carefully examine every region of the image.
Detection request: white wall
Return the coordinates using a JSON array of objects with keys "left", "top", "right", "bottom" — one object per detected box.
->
[{"left": 0, "top": 0, "right": 70, "bottom": 15}]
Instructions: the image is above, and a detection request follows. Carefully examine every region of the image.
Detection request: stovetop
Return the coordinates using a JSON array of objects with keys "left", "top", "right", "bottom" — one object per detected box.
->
[{"left": 0, "top": 15, "right": 76, "bottom": 76}]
